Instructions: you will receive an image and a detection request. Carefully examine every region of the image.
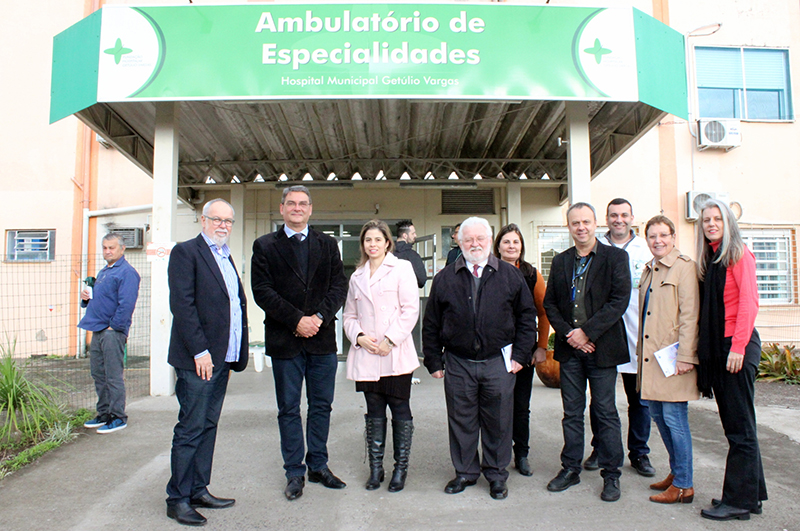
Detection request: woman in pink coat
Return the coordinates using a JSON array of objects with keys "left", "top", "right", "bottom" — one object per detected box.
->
[{"left": 343, "top": 219, "right": 420, "bottom": 493}]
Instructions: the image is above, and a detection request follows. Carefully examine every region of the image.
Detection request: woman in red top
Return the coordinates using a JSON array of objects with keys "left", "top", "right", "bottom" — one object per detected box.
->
[
  {"left": 695, "top": 199, "right": 766, "bottom": 521},
  {"left": 493, "top": 223, "right": 550, "bottom": 476}
]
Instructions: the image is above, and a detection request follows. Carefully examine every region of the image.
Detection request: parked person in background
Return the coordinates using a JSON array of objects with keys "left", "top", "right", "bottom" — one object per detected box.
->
[
  {"left": 251, "top": 185, "right": 349, "bottom": 501},
  {"left": 492, "top": 223, "right": 549, "bottom": 477},
  {"left": 165, "top": 199, "right": 248, "bottom": 526},
  {"left": 79, "top": 232, "right": 140, "bottom": 434},
  {"left": 423, "top": 217, "right": 536, "bottom": 500},
  {"left": 445, "top": 223, "right": 462, "bottom": 266},
  {"left": 543, "top": 202, "right": 630, "bottom": 502},
  {"left": 343, "top": 220, "right": 420, "bottom": 492},
  {"left": 637, "top": 215, "right": 700, "bottom": 505},
  {"left": 585, "top": 198, "right": 655, "bottom": 477},
  {"left": 394, "top": 220, "right": 427, "bottom": 288},
  {"left": 695, "top": 199, "right": 767, "bottom": 521}
]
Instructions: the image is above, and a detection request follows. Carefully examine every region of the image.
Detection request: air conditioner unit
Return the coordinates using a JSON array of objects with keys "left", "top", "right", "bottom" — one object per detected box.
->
[
  {"left": 686, "top": 191, "right": 731, "bottom": 222},
  {"left": 697, "top": 119, "right": 741, "bottom": 151},
  {"left": 113, "top": 227, "right": 145, "bottom": 249}
]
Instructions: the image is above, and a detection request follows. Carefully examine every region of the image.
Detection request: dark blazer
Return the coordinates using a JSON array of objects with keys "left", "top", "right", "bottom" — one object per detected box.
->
[
  {"left": 543, "top": 240, "right": 630, "bottom": 368},
  {"left": 251, "top": 225, "right": 348, "bottom": 359},
  {"left": 168, "top": 234, "right": 249, "bottom": 373},
  {"left": 422, "top": 254, "right": 536, "bottom": 373}
]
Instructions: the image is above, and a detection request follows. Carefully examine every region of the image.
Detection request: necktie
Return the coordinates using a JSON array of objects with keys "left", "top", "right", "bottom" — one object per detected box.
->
[
  {"left": 473, "top": 264, "right": 480, "bottom": 277},
  {"left": 293, "top": 233, "right": 304, "bottom": 242}
]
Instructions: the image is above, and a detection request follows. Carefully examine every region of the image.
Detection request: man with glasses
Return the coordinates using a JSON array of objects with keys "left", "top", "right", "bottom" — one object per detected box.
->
[
  {"left": 423, "top": 217, "right": 536, "bottom": 500},
  {"left": 251, "top": 185, "right": 348, "bottom": 501},
  {"left": 166, "top": 198, "right": 249, "bottom": 526},
  {"left": 543, "top": 202, "right": 630, "bottom": 502}
]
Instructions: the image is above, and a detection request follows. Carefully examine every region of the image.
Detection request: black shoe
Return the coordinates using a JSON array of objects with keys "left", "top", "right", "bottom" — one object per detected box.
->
[
  {"left": 284, "top": 476, "right": 305, "bottom": 501},
  {"left": 702, "top": 503, "right": 751, "bottom": 521},
  {"left": 547, "top": 469, "right": 581, "bottom": 492},
  {"left": 583, "top": 450, "right": 599, "bottom": 471},
  {"left": 167, "top": 502, "right": 207, "bottom": 526},
  {"left": 631, "top": 455, "right": 656, "bottom": 477},
  {"left": 308, "top": 467, "right": 346, "bottom": 489},
  {"left": 190, "top": 492, "right": 235, "bottom": 509},
  {"left": 601, "top": 477, "right": 621, "bottom": 502},
  {"left": 515, "top": 457, "right": 533, "bottom": 477},
  {"left": 712, "top": 498, "right": 762, "bottom": 515},
  {"left": 489, "top": 480, "right": 508, "bottom": 500},
  {"left": 444, "top": 476, "right": 477, "bottom": 494}
]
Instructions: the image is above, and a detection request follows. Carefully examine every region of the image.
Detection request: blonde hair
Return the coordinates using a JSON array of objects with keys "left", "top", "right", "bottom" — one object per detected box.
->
[
  {"left": 357, "top": 220, "right": 394, "bottom": 267},
  {"left": 694, "top": 199, "right": 744, "bottom": 280}
]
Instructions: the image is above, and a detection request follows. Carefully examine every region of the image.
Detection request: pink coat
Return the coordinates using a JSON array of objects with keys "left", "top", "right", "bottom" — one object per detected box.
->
[{"left": 343, "top": 253, "right": 421, "bottom": 382}]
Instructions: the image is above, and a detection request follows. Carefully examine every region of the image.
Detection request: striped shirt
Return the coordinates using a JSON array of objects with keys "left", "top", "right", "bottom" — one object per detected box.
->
[{"left": 199, "top": 232, "right": 242, "bottom": 363}]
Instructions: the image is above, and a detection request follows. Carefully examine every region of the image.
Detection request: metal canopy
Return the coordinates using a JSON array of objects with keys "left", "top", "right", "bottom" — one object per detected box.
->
[{"left": 76, "top": 98, "right": 665, "bottom": 200}]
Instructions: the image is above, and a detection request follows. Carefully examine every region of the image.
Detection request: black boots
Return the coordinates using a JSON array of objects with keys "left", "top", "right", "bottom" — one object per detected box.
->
[
  {"left": 388, "top": 419, "right": 414, "bottom": 493},
  {"left": 364, "top": 415, "right": 386, "bottom": 490}
]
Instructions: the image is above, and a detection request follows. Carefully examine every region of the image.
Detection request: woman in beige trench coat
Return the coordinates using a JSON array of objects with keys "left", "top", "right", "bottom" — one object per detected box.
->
[{"left": 637, "top": 215, "right": 700, "bottom": 505}]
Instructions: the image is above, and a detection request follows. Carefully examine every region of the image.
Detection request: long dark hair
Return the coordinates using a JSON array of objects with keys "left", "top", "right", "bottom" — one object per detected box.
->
[{"left": 493, "top": 224, "right": 535, "bottom": 277}]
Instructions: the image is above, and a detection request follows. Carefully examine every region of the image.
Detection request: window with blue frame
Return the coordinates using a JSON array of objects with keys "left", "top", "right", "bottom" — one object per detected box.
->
[{"left": 695, "top": 47, "right": 793, "bottom": 120}]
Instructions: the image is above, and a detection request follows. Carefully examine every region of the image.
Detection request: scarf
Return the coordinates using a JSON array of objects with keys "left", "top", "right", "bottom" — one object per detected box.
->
[{"left": 696, "top": 245, "right": 727, "bottom": 398}]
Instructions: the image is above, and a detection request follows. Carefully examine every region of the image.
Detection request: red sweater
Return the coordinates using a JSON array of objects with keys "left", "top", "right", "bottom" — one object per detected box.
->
[{"left": 709, "top": 240, "right": 759, "bottom": 353}]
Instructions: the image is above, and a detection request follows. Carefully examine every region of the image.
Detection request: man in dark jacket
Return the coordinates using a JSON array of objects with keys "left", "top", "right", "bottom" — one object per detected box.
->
[
  {"left": 251, "top": 185, "right": 348, "bottom": 501},
  {"left": 166, "top": 199, "right": 249, "bottom": 526},
  {"left": 394, "top": 220, "right": 426, "bottom": 288},
  {"left": 543, "top": 202, "right": 630, "bottom": 503},
  {"left": 423, "top": 217, "right": 536, "bottom": 501}
]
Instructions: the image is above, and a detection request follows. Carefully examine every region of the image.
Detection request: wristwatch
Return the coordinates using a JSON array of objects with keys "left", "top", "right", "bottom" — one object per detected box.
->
[
  {"left": 384, "top": 336, "right": 396, "bottom": 347},
  {"left": 315, "top": 312, "right": 324, "bottom": 321}
]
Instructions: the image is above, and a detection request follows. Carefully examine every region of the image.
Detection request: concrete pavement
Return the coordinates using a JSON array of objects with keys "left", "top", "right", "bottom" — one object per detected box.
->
[{"left": 0, "top": 363, "right": 798, "bottom": 531}]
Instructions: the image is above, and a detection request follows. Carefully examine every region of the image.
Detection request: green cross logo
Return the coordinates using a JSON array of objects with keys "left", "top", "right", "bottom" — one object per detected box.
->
[
  {"left": 583, "top": 38, "right": 612, "bottom": 64},
  {"left": 104, "top": 38, "right": 133, "bottom": 65}
]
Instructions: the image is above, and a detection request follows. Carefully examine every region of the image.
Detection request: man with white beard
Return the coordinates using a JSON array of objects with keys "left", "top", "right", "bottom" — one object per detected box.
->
[{"left": 423, "top": 217, "right": 536, "bottom": 500}]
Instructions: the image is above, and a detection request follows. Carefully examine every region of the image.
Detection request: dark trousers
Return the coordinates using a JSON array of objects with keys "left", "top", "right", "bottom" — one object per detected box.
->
[
  {"left": 272, "top": 351, "right": 338, "bottom": 478},
  {"left": 512, "top": 364, "right": 535, "bottom": 460},
  {"left": 589, "top": 372, "right": 650, "bottom": 460},
  {"left": 89, "top": 329, "right": 127, "bottom": 422},
  {"left": 714, "top": 331, "right": 767, "bottom": 511},
  {"left": 167, "top": 364, "right": 230, "bottom": 505},
  {"left": 559, "top": 352, "right": 623, "bottom": 478},
  {"left": 444, "top": 353, "right": 515, "bottom": 482}
]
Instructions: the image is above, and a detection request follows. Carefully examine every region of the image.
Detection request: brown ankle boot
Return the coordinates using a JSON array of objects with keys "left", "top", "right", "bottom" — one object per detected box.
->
[
  {"left": 649, "top": 473, "right": 674, "bottom": 491},
  {"left": 649, "top": 484, "right": 694, "bottom": 504}
]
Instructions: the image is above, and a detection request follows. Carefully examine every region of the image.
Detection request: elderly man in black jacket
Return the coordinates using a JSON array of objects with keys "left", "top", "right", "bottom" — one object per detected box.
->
[
  {"left": 251, "top": 185, "right": 348, "bottom": 501},
  {"left": 423, "top": 216, "right": 536, "bottom": 501},
  {"left": 543, "top": 202, "right": 631, "bottom": 503}
]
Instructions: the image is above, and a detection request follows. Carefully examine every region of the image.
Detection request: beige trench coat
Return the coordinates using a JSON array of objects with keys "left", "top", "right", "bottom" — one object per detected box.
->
[{"left": 636, "top": 247, "right": 700, "bottom": 402}]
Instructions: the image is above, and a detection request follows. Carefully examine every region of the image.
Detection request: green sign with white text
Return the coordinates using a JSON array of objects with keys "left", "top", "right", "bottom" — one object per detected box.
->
[{"left": 51, "top": 3, "right": 688, "bottom": 122}]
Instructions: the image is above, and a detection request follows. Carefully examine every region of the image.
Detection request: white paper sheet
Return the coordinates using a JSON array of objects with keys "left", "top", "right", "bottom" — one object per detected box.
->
[
  {"left": 502, "top": 344, "right": 513, "bottom": 373},
  {"left": 654, "top": 342, "right": 679, "bottom": 377}
]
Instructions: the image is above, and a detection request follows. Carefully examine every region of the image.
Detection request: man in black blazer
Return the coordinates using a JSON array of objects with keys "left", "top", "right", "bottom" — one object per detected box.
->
[
  {"left": 165, "top": 199, "right": 249, "bottom": 526},
  {"left": 251, "top": 185, "right": 348, "bottom": 501},
  {"left": 543, "top": 202, "right": 631, "bottom": 503}
]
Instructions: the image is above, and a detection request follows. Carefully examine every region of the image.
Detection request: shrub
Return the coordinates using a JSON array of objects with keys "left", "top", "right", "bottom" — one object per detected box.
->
[
  {"left": 0, "top": 337, "right": 64, "bottom": 442},
  {"left": 759, "top": 343, "right": 800, "bottom": 384}
]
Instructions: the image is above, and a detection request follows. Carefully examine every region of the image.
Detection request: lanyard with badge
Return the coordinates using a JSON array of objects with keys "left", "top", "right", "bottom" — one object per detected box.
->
[{"left": 571, "top": 255, "right": 593, "bottom": 302}]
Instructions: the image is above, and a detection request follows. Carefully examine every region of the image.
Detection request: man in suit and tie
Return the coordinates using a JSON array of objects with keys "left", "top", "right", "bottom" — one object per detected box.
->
[
  {"left": 251, "top": 185, "right": 349, "bottom": 501},
  {"left": 543, "top": 202, "right": 631, "bottom": 503},
  {"left": 165, "top": 198, "right": 249, "bottom": 526}
]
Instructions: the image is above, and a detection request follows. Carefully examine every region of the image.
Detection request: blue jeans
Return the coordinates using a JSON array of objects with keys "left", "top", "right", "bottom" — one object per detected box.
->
[
  {"left": 272, "top": 351, "right": 338, "bottom": 478},
  {"left": 590, "top": 372, "right": 650, "bottom": 461},
  {"left": 647, "top": 400, "right": 693, "bottom": 488},
  {"left": 167, "top": 364, "right": 230, "bottom": 504},
  {"left": 559, "top": 352, "right": 623, "bottom": 478}
]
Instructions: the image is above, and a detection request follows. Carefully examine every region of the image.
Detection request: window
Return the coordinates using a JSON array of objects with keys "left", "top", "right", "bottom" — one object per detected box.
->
[
  {"left": 741, "top": 229, "right": 793, "bottom": 303},
  {"left": 538, "top": 227, "right": 571, "bottom": 281},
  {"left": 5, "top": 230, "right": 56, "bottom": 262},
  {"left": 695, "top": 47, "right": 793, "bottom": 120}
]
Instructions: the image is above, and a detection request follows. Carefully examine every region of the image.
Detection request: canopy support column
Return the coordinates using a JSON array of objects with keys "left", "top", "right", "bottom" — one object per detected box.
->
[
  {"left": 150, "top": 102, "right": 179, "bottom": 396},
  {"left": 229, "top": 185, "right": 245, "bottom": 273},
  {"left": 566, "top": 101, "right": 592, "bottom": 205},
  {"left": 506, "top": 182, "right": 522, "bottom": 226}
]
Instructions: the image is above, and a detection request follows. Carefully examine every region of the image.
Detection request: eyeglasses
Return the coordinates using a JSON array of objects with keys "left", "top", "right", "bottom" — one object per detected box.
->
[
  {"left": 206, "top": 216, "right": 235, "bottom": 226},
  {"left": 461, "top": 236, "right": 489, "bottom": 245},
  {"left": 284, "top": 201, "right": 311, "bottom": 208}
]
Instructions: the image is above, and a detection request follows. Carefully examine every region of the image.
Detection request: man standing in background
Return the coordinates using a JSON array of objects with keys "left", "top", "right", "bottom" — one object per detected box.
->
[
  {"left": 79, "top": 232, "right": 140, "bottom": 435},
  {"left": 394, "top": 220, "right": 427, "bottom": 289}
]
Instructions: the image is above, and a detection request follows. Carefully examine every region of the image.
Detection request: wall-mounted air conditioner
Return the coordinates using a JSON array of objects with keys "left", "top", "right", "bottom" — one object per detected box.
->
[
  {"left": 697, "top": 119, "right": 741, "bottom": 151},
  {"left": 113, "top": 227, "right": 145, "bottom": 249},
  {"left": 686, "top": 191, "right": 731, "bottom": 222}
]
